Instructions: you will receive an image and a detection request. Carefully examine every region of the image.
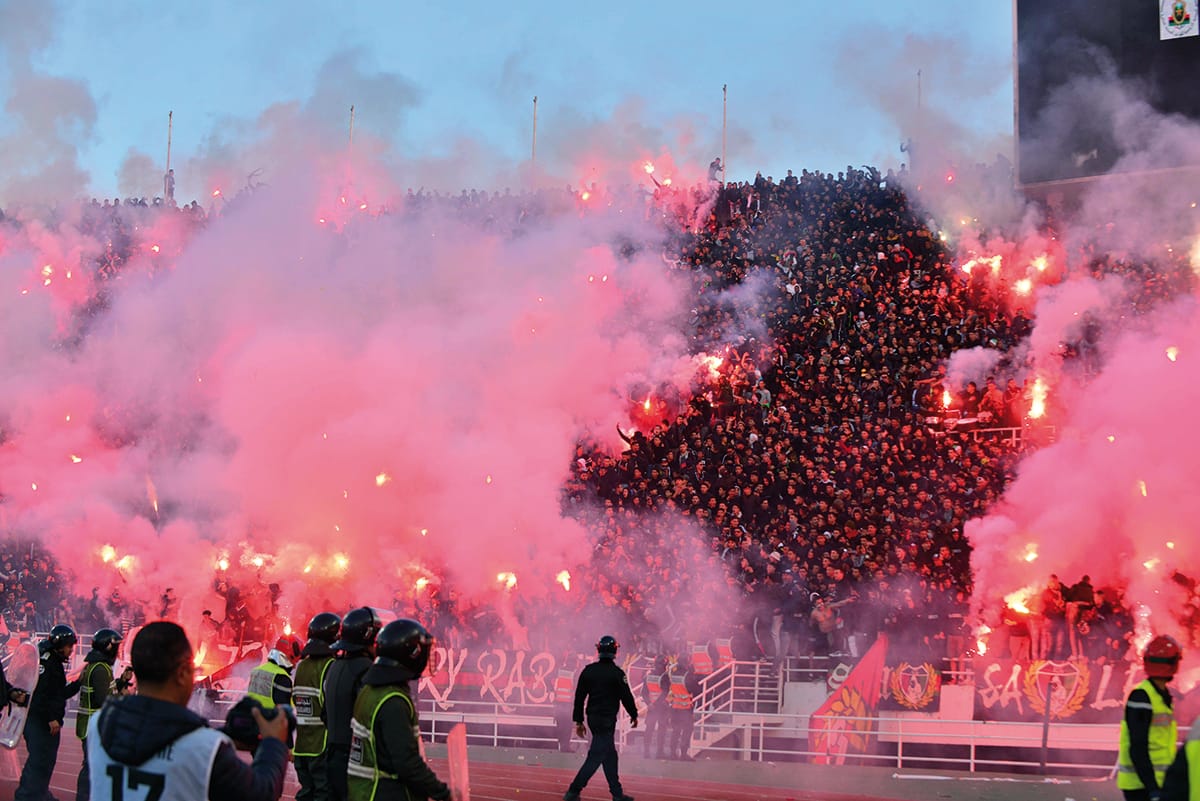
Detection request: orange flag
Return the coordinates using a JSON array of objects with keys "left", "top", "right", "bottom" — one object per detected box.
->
[{"left": 809, "top": 635, "right": 888, "bottom": 765}]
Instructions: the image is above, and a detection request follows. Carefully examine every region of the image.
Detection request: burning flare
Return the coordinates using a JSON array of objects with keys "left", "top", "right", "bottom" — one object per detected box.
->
[
  {"left": 556, "top": 570, "right": 571, "bottom": 591},
  {"left": 1167, "top": 346, "right": 1179, "bottom": 362},
  {"left": 496, "top": 571, "right": 518, "bottom": 590},
  {"left": 1005, "top": 586, "right": 1036, "bottom": 615},
  {"left": 1027, "top": 377, "right": 1047, "bottom": 419}
]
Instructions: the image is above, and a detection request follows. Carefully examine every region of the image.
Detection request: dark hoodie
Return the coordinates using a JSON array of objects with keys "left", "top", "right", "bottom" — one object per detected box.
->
[
  {"left": 96, "top": 694, "right": 287, "bottom": 801},
  {"left": 358, "top": 662, "right": 449, "bottom": 801}
]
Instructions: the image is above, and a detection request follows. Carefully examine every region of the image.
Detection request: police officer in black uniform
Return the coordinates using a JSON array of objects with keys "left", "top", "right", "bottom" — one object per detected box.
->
[
  {"left": 17, "top": 624, "right": 82, "bottom": 801},
  {"left": 76, "top": 628, "right": 131, "bottom": 801},
  {"left": 345, "top": 619, "right": 451, "bottom": 801},
  {"left": 562, "top": 635, "right": 637, "bottom": 801},
  {"left": 322, "top": 607, "right": 381, "bottom": 801}
]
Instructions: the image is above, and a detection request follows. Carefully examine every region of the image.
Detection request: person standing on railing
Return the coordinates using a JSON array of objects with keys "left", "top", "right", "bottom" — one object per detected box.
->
[
  {"left": 562, "top": 635, "right": 637, "bottom": 801},
  {"left": 1118, "top": 635, "right": 1182, "bottom": 801}
]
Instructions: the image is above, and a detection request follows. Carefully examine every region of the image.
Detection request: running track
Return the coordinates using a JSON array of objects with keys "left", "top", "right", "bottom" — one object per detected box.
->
[{"left": 0, "top": 736, "right": 1121, "bottom": 801}]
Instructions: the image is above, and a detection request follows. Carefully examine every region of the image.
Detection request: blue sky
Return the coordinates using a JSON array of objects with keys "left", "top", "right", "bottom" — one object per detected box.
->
[{"left": 3, "top": 0, "right": 1015, "bottom": 198}]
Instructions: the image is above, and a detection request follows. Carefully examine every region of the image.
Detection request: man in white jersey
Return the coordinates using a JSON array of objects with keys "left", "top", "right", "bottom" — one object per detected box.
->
[{"left": 87, "top": 621, "right": 289, "bottom": 801}]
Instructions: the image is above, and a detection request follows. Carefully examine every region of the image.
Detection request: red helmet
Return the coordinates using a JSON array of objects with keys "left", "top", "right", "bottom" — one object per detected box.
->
[
  {"left": 1144, "top": 635, "right": 1183, "bottom": 678},
  {"left": 270, "top": 635, "right": 303, "bottom": 669}
]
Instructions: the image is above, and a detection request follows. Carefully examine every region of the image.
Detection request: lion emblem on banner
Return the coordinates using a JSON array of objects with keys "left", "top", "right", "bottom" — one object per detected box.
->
[
  {"left": 889, "top": 662, "right": 941, "bottom": 710},
  {"left": 1022, "top": 660, "right": 1090, "bottom": 719}
]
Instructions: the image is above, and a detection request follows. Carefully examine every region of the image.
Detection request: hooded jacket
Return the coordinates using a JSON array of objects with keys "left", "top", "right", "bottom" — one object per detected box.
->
[{"left": 95, "top": 694, "right": 286, "bottom": 801}]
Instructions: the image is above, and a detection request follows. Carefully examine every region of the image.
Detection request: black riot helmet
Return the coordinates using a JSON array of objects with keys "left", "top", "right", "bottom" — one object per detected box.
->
[
  {"left": 47, "top": 625, "right": 78, "bottom": 650},
  {"left": 333, "top": 607, "right": 382, "bottom": 652},
  {"left": 596, "top": 635, "right": 619, "bottom": 658},
  {"left": 307, "top": 612, "right": 341, "bottom": 645},
  {"left": 375, "top": 619, "right": 434, "bottom": 675},
  {"left": 92, "top": 628, "right": 123, "bottom": 658}
]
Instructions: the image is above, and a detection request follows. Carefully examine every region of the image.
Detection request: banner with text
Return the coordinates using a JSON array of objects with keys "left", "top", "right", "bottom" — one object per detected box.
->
[{"left": 972, "top": 658, "right": 1138, "bottom": 723}]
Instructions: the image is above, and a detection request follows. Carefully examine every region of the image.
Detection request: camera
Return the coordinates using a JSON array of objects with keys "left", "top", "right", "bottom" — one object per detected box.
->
[{"left": 221, "top": 697, "right": 296, "bottom": 752}]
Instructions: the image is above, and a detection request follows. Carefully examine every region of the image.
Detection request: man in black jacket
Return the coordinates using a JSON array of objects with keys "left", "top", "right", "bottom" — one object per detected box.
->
[
  {"left": 88, "top": 620, "right": 288, "bottom": 801},
  {"left": 323, "top": 606, "right": 381, "bottom": 801},
  {"left": 563, "top": 635, "right": 638, "bottom": 801},
  {"left": 17, "top": 625, "right": 81, "bottom": 801},
  {"left": 346, "top": 619, "right": 451, "bottom": 801}
]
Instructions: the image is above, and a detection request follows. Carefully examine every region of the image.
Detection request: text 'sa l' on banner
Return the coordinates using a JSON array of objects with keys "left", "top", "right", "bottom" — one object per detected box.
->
[{"left": 810, "top": 635, "right": 888, "bottom": 765}]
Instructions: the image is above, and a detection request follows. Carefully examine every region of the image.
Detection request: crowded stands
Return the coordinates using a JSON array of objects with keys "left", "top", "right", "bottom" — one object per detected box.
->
[{"left": 1, "top": 163, "right": 1195, "bottom": 672}]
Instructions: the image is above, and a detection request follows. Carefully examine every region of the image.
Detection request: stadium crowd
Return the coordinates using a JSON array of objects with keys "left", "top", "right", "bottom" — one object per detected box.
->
[{"left": 1, "top": 163, "right": 1196, "bottom": 672}]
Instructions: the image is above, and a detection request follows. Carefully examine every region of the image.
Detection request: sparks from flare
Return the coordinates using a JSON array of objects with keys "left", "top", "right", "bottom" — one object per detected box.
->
[{"left": 145, "top": 476, "right": 160, "bottom": 517}]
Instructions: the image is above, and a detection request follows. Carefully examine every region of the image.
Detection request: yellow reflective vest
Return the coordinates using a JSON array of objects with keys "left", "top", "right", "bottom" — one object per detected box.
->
[
  {"left": 293, "top": 654, "right": 334, "bottom": 757},
  {"left": 1117, "top": 679, "right": 1177, "bottom": 791},
  {"left": 246, "top": 661, "right": 290, "bottom": 709},
  {"left": 347, "top": 685, "right": 416, "bottom": 801}
]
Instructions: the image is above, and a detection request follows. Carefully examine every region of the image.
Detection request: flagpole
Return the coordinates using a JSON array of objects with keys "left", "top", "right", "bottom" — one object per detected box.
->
[
  {"left": 165, "top": 111, "right": 173, "bottom": 203},
  {"left": 532, "top": 96, "right": 538, "bottom": 166},
  {"left": 349, "top": 105, "right": 355, "bottom": 149},
  {"left": 721, "top": 84, "right": 727, "bottom": 187}
]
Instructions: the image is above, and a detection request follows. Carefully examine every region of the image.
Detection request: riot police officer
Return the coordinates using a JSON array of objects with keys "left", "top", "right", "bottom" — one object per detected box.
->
[
  {"left": 76, "top": 628, "right": 131, "bottom": 801},
  {"left": 323, "top": 607, "right": 381, "bottom": 801},
  {"left": 293, "top": 612, "right": 340, "bottom": 801},
  {"left": 562, "top": 635, "right": 637, "bottom": 801},
  {"left": 346, "top": 619, "right": 451, "bottom": 801},
  {"left": 17, "top": 624, "right": 81, "bottom": 801}
]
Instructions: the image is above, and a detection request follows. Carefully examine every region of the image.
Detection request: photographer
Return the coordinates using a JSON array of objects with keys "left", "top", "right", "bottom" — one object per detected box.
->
[{"left": 87, "top": 621, "right": 288, "bottom": 801}]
